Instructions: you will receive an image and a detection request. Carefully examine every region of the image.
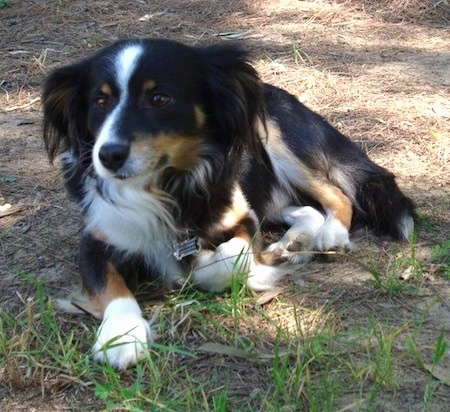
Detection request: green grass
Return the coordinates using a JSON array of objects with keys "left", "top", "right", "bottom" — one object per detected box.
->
[
  {"left": 1, "top": 244, "right": 449, "bottom": 411},
  {"left": 366, "top": 236, "right": 422, "bottom": 298},
  {"left": 416, "top": 210, "right": 440, "bottom": 231},
  {"left": 431, "top": 239, "right": 450, "bottom": 280},
  {"left": 292, "top": 43, "right": 313, "bottom": 67}
]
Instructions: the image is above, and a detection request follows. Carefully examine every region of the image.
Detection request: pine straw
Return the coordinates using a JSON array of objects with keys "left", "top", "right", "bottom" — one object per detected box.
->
[{"left": 348, "top": 0, "right": 450, "bottom": 23}]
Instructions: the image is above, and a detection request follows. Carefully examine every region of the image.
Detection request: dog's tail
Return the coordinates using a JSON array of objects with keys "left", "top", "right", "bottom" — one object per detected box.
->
[{"left": 350, "top": 167, "right": 415, "bottom": 241}]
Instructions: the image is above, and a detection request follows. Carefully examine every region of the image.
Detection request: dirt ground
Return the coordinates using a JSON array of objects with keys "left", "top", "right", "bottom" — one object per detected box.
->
[{"left": 1, "top": 0, "right": 450, "bottom": 410}]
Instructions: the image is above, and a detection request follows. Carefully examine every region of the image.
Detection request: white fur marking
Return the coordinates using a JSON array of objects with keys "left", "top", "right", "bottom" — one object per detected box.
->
[
  {"left": 93, "top": 44, "right": 144, "bottom": 178},
  {"left": 267, "top": 207, "right": 352, "bottom": 261},
  {"left": 314, "top": 215, "right": 352, "bottom": 251},
  {"left": 83, "top": 177, "right": 182, "bottom": 280},
  {"left": 265, "top": 120, "right": 312, "bottom": 195},
  {"left": 93, "top": 297, "right": 153, "bottom": 370},
  {"left": 193, "top": 237, "right": 251, "bottom": 292},
  {"left": 267, "top": 206, "right": 325, "bottom": 263},
  {"left": 399, "top": 214, "right": 414, "bottom": 241},
  {"left": 246, "top": 263, "right": 285, "bottom": 292},
  {"left": 192, "top": 237, "right": 283, "bottom": 292}
]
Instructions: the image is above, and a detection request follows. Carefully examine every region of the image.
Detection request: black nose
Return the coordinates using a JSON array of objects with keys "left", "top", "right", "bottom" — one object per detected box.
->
[{"left": 98, "top": 143, "right": 130, "bottom": 171}]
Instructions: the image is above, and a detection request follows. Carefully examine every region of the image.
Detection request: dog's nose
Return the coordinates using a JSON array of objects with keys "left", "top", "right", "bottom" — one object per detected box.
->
[{"left": 98, "top": 143, "right": 130, "bottom": 171}]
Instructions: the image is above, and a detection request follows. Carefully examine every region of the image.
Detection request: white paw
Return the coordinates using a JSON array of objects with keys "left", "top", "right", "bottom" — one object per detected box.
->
[
  {"left": 266, "top": 239, "right": 288, "bottom": 254},
  {"left": 92, "top": 298, "right": 153, "bottom": 370},
  {"left": 267, "top": 238, "right": 314, "bottom": 264},
  {"left": 268, "top": 229, "right": 317, "bottom": 253},
  {"left": 314, "top": 217, "right": 352, "bottom": 251},
  {"left": 267, "top": 206, "right": 325, "bottom": 263},
  {"left": 193, "top": 237, "right": 251, "bottom": 292},
  {"left": 281, "top": 206, "right": 325, "bottom": 227}
]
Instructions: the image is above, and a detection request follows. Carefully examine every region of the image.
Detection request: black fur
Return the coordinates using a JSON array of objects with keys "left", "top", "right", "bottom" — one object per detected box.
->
[
  {"left": 254, "top": 84, "right": 416, "bottom": 239},
  {"left": 42, "top": 38, "right": 415, "bottom": 290},
  {"left": 41, "top": 38, "right": 416, "bottom": 369}
]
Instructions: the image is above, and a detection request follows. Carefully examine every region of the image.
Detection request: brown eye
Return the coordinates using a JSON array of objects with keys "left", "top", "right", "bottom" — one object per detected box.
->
[
  {"left": 95, "top": 94, "right": 111, "bottom": 110},
  {"left": 148, "top": 93, "right": 171, "bottom": 109}
]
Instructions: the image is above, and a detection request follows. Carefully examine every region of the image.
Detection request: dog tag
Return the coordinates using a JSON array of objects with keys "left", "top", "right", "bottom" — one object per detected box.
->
[{"left": 173, "top": 236, "right": 201, "bottom": 261}]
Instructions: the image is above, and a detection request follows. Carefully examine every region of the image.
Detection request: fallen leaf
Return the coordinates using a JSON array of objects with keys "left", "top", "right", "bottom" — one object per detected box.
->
[{"left": 256, "top": 287, "right": 284, "bottom": 305}]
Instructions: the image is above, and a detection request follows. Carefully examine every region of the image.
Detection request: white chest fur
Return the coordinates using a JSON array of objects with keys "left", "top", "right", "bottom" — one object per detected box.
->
[{"left": 82, "top": 177, "right": 182, "bottom": 278}]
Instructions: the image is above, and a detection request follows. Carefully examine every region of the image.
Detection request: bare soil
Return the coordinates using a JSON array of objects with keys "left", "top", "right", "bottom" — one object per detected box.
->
[{"left": 1, "top": 0, "right": 450, "bottom": 410}]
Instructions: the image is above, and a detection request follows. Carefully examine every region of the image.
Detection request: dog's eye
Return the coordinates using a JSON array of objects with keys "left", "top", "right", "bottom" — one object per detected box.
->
[
  {"left": 94, "top": 95, "right": 111, "bottom": 110},
  {"left": 146, "top": 93, "right": 171, "bottom": 109}
]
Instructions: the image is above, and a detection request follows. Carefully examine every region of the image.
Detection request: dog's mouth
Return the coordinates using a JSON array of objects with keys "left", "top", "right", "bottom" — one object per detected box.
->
[
  {"left": 94, "top": 165, "right": 138, "bottom": 182},
  {"left": 112, "top": 173, "right": 132, "bottom": 180},
  {"left": 108, "top": 157, "right": 167, "bottom": 181}
]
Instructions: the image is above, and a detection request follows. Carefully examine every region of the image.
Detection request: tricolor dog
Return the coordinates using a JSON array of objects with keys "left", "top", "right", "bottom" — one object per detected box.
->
[{"left": 42, "top": 38, "right": 415, "bottom": 369}]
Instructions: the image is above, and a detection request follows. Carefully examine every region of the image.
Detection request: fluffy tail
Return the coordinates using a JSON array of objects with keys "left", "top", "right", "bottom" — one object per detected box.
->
[{"left": 353, "top": 172, "right": 415, "bottom": 241}]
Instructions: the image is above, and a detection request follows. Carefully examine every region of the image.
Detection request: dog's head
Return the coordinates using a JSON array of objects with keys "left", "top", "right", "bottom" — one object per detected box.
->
[{"left": 42, "top": 38, "right": 265, "bottom": 187}]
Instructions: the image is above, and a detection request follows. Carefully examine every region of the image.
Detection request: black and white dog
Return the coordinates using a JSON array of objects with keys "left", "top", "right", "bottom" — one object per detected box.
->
[{"left": 42, "top": 38, "right": 414, "bottom": 369}]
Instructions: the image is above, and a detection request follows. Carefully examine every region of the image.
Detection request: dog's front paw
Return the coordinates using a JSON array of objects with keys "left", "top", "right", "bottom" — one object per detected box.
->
[
  {"left": 314, "top": 217, "right": 352, "bottom": 252},
  {"left": 92, "top": 298, "right": 153, "bottom": 370}
]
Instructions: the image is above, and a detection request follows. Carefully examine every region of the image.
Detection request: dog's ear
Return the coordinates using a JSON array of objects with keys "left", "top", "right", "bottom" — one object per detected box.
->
[
  {"left": 42, "top": 61, "right": 90, "bottom": 163},
  {"left": 200, "top": 43, "right": 265, "bottom": 157}
]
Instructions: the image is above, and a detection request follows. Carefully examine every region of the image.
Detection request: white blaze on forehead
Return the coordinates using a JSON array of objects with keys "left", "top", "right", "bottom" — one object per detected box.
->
[
  {"left": 93, "top": 43, "right": 144, "bottom": 177},
  {"left": 115, "top": 44, "right": 144, "bottom": 91}
]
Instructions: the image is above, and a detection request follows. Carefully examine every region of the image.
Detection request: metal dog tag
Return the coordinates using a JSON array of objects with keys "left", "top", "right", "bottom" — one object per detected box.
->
[{"left": 173, "top": 236, "right": 201, "bottom": 261}]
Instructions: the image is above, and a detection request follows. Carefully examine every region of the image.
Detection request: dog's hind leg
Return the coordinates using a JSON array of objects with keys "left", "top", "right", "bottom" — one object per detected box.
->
[
  {"left": 265, "top": 180, "right": 354, "bottom": 262},
  {"left": 308, "top": 180, "right": 354, "bottom": 252}
]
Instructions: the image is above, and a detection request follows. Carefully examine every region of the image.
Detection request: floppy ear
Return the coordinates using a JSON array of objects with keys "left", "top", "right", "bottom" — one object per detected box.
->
[
  {"left": 200, "top": 43, "right": 266, "bottom": 158},
  {"left": 42, "top": 61, "right": 90, "bottom": 163}
]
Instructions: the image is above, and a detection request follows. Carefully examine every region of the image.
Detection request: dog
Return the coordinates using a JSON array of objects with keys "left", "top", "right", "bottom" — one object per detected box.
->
[{"left": 42, "top": 38, "right": 415, "bottom": 369}]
